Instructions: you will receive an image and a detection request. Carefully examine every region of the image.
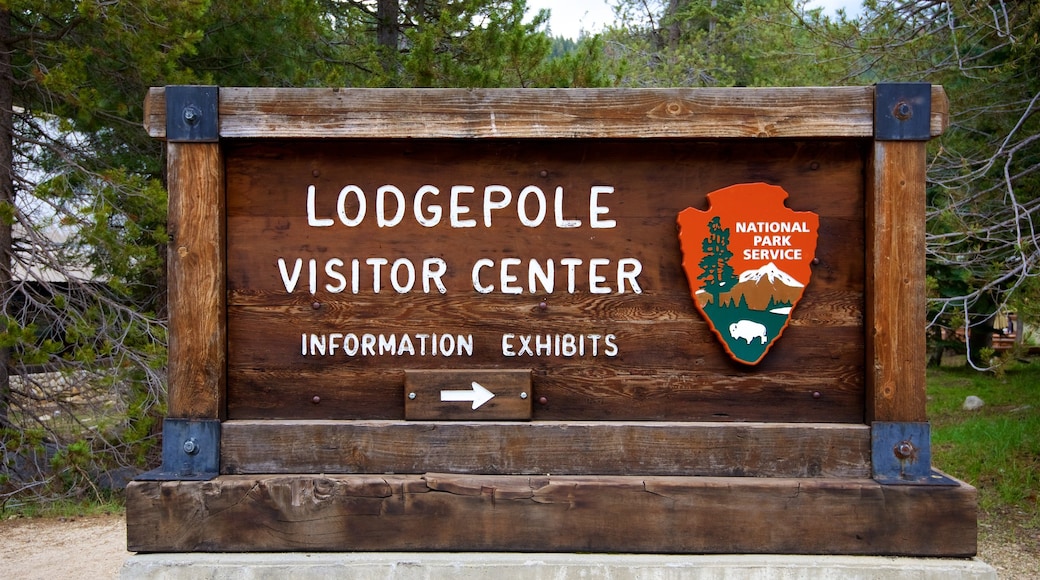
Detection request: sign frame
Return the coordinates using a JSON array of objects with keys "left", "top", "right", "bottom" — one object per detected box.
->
[{"left": 127, "top": 86, "right": 977, "bottom": 556}]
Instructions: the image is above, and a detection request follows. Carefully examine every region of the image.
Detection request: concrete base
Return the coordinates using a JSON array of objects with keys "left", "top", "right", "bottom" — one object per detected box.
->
[{"left": 121, "top": 553, "right": 997, "bottom": 579}]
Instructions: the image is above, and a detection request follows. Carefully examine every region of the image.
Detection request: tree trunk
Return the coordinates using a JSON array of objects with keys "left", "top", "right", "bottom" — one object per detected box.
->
[
  {"left": 967, "top": 310, "right": 997, "bottom": 368},
  {"left": 663, "top": 0, "right": 682, "bottom": 48},
  {"left": 376, "top": 0, "right": 399, "bottom": 49},
  {"left": 0, "top": 9, "right": 14, "bottom": 427},
  {"left": 376, "top": 0, "right": 400, "bottom": 80}
]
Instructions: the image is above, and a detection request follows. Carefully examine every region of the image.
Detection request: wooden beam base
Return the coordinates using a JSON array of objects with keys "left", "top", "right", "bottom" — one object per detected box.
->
[
  {"left": 127, "top": 474, "right": 976, "bottom": 556},
  {"left": 221, "top": 421, "right": 870, "bottom": 477}
]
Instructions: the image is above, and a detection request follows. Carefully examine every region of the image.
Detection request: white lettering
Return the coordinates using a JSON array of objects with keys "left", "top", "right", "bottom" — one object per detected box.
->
[
  {"left": 361, "top": 333, "right": 377, "bottom": 356},
  {"left": 398, "top": 334, "right": 415, "bottom": 355},
  {"left": 499, "top": 333, "right": 621, "bottom": 357},
  {"left": 483, "top": 185, "right": 511, "bottom": 227},
  {"left": 742, "top": 248, "right": 803, "bottom": 261},
  {"left": 450, "top": 185, "right": 476, "bottom": 228},
  {"left": 366, "top": 258, "right": 388, "bottom": 293},
  {"left": 560, "top": 258, "right": 583, "bottom": 293},
  {"left": 344, "top": 334, "right": 359, "bottom": 355},
  {"left": 518, "top": 185, "right": 547, "bottom": 227},
  {"left": 500, "top": 257, "right": 523, "bottom": 294},
  {"left": 308, "top": 259, "right": 317, "bottom": 295},
  {"left": 414, "top": 185, "right": 442, "bottom": 227},
  {"left": 617, "top": 258, "right": 643, "bottom": 294},
  {"left": 590, "top": 186, "right": 616, "bottom": 228},
  {"left": 351, "top": 259, "right": 360, "bottom": 294},
  {"left": 379, "top": 334, "right": 397, "bottom": 355},
  {"left": 390, "top": 258, "right": 415, "bottom": 293},
  {"left": 554, "top": 187, "right": 581, "bottom": 228},
  {"left": 422, "top": 258, "right": 448, "bottom": 294},
  {"left": 306, "top": 185, "right": 334, "bottom": 227},
  {"left": 307, "top": 184, "right": 618, "bottom": 229},
  {"left": 310, "top": 333, "right": 326, "bottom": 356},
  {"left": 325, "top": 258, "right": 347, "bottom": 293},
  {"left": 472, "top": 258, "right": 495, "bottom": 293},
  {"left": 294, "top": 333, "right": 476, "bottom": 357},
  {"left": 336, "top": 185, "right": 366, "bottom": 227},
  {"left": 278, "top": 258, "right": 303, "bottom": 293},
  {"left": 588, "top": 258, "right": 610, "bottom": 294},
  {"left": 376, "top": 185, "right": 406, "bottom": 228},
  {"left": 735, "top": 221, "right": 809, "bottom": 233},
  {"left": 528, "top": 259, "right": 554, "bottom": 294}
]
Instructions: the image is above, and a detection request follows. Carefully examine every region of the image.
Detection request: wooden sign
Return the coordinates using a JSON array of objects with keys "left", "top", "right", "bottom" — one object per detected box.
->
[
  {"left": 225, "top": 138, "right": 864, "bottom": 423},
  {"left": 127, "top": 86, "right": 978, "bottom": 558},
  {"left": 404, "top": 369, "right": 532, "bottom": 420}
]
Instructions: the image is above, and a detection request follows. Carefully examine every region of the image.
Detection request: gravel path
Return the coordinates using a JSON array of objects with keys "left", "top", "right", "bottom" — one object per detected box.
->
[{"left": 0, "top": 514, "right": 1035, "bottom": 578}]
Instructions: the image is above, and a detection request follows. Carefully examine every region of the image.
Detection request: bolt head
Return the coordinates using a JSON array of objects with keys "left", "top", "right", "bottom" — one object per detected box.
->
[
  {"left": 182, "top": 438, "right": 199, "bottom": 455},
  {"left": 894, "top": 440, "right": 916, "bottom": 459},
  {"left": 182, "top": 105, "right": 201, "bottom": 126},
  {"left": 894, "top": 101, "right": 913, "bottom": 120}
]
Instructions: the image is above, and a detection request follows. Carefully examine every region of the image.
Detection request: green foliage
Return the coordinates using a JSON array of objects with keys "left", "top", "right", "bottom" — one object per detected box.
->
[
  {"left": 928, "top": 364, "right": 1040, "bottom": 522},
  {"left": 602, "top": 0, "right": 852, "bottom": 87},
  {"left": 847, "top": 1, "right": 1040, "bottom": 368},
  {"left": 319, "top": 0, "right": 611, "bottom": 88},
  {"left": 0, "top": 0, "right": 613, "bottom": 508}
]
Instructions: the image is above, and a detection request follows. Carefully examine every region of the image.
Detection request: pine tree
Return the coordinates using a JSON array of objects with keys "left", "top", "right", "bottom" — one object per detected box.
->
[{"left": 697, "top": 216, "right": 737, "bottom": 305}]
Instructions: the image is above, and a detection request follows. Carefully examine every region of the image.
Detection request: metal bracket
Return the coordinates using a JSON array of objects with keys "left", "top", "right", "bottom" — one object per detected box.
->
[
  {"left": 874, "top": 83, "right": 932, "bottom": 141},
  {"left": 136, "top": 418, "right": 220, "bottom": 481},
  {"left": 165, "top": 85, "right": 218, "bottom": 142},
  {"left": 871, "top": 421, "right": 957, "bottom": 485}
]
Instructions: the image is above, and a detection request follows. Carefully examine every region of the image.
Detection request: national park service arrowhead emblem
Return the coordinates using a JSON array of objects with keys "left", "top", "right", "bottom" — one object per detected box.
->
[{"left": 677, "top": 183, "right": 819, "bottom": 365}]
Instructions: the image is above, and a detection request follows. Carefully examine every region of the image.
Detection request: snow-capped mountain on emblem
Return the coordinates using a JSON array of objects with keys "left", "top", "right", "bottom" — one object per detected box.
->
[
  {"left": 678, "top": 183, "right": 819, "bottom": 365},
  {"left": 738, "top": 262, "right": 803, "bottom": 287},
  {"left": 696, "top": 262, "right": 805, "bottom": 311}
]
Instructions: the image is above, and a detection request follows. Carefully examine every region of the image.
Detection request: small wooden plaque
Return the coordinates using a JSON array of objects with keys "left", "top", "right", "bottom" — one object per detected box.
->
[{"left": 405, "top": 369, "right": 532, "bottom": 421}]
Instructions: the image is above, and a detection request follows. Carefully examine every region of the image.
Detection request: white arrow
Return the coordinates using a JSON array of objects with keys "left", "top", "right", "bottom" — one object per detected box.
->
[{"left": 440, "top": 382, "right": 496, "bottom": 410}]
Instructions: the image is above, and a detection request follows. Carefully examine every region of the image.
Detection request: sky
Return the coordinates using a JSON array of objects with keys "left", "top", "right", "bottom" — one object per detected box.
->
[{"left": 525, "top": 0, "right": 864, "bottom": 40}]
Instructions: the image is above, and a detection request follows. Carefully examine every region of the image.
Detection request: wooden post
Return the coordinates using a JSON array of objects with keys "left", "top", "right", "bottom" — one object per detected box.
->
[
  {"left": 166, "top": 141, "right": 226, "bottom": 419},
  {"left": 865, "top": 139, "right": 928, "bottom": 423}
]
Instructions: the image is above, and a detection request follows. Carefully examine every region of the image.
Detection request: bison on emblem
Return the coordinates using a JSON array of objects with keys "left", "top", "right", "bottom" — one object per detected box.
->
[{"left": 729, "top": 320, "right": 768, "bottom": 345}]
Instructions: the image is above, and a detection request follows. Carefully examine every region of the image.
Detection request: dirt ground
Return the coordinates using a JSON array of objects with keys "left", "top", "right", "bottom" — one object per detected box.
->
[
  {"left": 0, "top": 513, "right": 1036, "bottom": 579},
  {"left": 0, "top": 514, "right": 128, "bottom": 579}
]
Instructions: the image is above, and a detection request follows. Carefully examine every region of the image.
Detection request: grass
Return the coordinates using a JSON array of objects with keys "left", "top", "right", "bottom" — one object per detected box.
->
[
  {"left": 928, "top": 360, "right": 1040, "bottom": 533},
  {"left": 3, "top": 494, "right": 124, "bottom": 519}
]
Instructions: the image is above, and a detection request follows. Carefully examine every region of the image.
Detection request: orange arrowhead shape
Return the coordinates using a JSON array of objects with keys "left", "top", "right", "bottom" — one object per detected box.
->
[{"left": 677, "top": 183, "right": 819, "bottom": 365}]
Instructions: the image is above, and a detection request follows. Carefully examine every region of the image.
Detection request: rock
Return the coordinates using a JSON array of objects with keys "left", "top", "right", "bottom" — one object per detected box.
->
[{"left": 963, "top": 395, "right": 985, "bottom": 411}]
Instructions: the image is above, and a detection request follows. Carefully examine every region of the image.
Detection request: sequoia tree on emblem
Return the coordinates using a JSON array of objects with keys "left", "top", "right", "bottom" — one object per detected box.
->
[{"left": 677, "top": 183, "right": 819, "bottom": 365}]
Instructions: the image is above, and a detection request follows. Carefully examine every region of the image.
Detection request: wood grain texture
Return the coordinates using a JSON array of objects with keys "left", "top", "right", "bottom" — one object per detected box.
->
[
  {"left": 167, "top": 142, "right": 226, "bottom": 419},
  {"left": 866, "top": 141, "right": 927, "bottom": 423},
  {"left": 220, "top": 420, "right": 870, "bottom": 477},
  {"left": 225, "top": 138, "right": 866, "bottom": 422},
  {"left": 126, "top": 473, "right": 976, "bottom": 555},
  {"left": 143, "top": 86, "right": 948, "bottom": 140}
]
